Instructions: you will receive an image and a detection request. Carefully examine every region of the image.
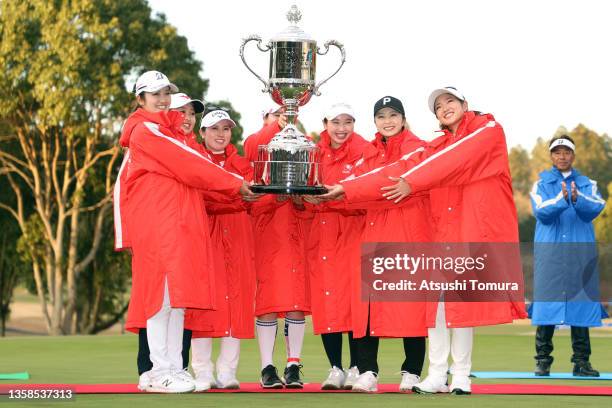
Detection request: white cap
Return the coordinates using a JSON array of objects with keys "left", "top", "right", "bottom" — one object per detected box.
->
[
  {"left": 170, "top": 93, "right": 204, "bottom": 113},
  {"left": 549, "top": 138, "right": 575, "bottom": 152},
  {"left": 200, "top": 110, "right": 236, "bottom": 129},
  {"left": 324, "top": 103, "right": 356, "bottom": 121},
  {"left": 134, "top": 70, "right": 178, "bottom": 95},
  {"left": 428, "top": 86, "right": 466, "bottom": 113},
  {"left": 261, "top": 103, "right": 282, "bottom": 118}
]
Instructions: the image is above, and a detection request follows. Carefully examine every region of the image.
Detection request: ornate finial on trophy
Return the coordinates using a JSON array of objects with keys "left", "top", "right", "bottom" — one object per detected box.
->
[{"left": 286, "top": 5, "right": 302, "bottom": 26}]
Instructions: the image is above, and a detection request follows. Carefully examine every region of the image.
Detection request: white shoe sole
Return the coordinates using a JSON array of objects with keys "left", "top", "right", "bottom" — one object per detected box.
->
[
  {"left": 412, "top": 385, "right": 450, "bottom": 394},
  {"left": 218, "top": 382, "right": 240, "bottom": 390},
  {"left": 260, "top": 379, "right": 283, "bottom": 389},
  {"left": 351, "top": 386, "right": 377, "bottom": 393},
  {"left": 321, "top": 383, "right": 343, "bottom": 390},
  {"left": 450, "top": 388, "right": 471, "bottom": 395},
  {"left": 146, "top": 385, "right": 194, "bottom": 393}
]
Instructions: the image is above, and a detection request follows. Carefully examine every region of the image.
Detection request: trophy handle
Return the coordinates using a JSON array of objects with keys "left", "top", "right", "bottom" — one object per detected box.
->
[
  {"left": 240, "top": 35, "right": 272, "bottom": 93},
  {"left": 313, "top": 40, "right": 346, "bottom": 96}
]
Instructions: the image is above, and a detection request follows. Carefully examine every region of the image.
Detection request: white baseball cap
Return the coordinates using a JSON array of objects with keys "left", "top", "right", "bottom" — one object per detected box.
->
[
  {"left": 261, "top": 103, "right": 283, "bottom": 118},
  {"left": 170, "top": 93, "right": 204, "bottom": 114},
  {"left": 549, "top": 137, "right": 575, "bottom": 152},
  {"left": 134, "top": 70, "right": 178, "bottom": 95},
  {"left": 200, "top": 110, "right": 237, "bottom": 129},
  {"left": 428, "top": 86, "right": 466, "bottom": 113},
  {"left": 324, "top": 103, "right": 356, "bottom": 121}
]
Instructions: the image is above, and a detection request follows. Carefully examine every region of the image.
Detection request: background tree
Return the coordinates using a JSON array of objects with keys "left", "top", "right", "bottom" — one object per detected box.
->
[{"left": 0, "top": 0, "right": 209, "bottom": 334}]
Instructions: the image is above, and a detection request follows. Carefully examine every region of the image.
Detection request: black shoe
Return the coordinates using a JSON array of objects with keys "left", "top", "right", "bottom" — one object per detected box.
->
[
  {"left": 573, "top": 361, "right": 600, "bottom": 377},
  {"left": 283, "top": 364, "right": 303, "bottom": 389},
  {"left": 535, "top": 360, "right": 551, "bottom": 376},
  {"left": 260, "top": 365, "right": 283, "bottom": 388}
]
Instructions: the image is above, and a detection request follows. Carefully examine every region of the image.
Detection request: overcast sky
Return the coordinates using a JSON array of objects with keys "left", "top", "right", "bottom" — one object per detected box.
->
[{"left": 148, "top": 0, "right": 611, "bottom": 150}]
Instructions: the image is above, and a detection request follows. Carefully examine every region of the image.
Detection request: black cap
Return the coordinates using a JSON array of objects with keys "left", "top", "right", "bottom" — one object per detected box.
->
[{"left": 374, "top": 96, "right": 405, "bottom": 117}]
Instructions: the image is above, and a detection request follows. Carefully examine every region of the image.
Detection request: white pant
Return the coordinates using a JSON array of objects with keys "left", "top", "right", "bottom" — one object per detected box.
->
[
  {"left": 191, "top": 336, "right": 241, "bottom": 376},
  {"left": 427, "top": 301, "right": 473, "bottom": 378},
  {"left": 146, "top": 278, "right": 185, "bottom": 375}
]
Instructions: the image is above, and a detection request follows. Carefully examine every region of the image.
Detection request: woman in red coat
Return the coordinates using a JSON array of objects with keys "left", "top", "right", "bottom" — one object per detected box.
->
[
  {"left": 303, "top": 103, "right": 368, "bottom": 390},
  {"left": 113, "top": 71, "right": 252, "bottom": 393},
  {"left": 132, "top": 92, "right": 206, "bottom": 390},
  {"left": 243, "top": 107, "right": 311, "bottom": 388},
  {"left": 184, "top": 107, "right": 257, "bottom": 391},
  {"left": 320, "top": 96, "right": 432, "bottom": 393},
  {"left": 324, "top": 87, "right": 527, "bottom": 394}
]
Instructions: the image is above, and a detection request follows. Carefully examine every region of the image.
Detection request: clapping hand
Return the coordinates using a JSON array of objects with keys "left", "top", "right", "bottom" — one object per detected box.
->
[{"left": 561, "top": 181, "right": 577, "bottom": 203}]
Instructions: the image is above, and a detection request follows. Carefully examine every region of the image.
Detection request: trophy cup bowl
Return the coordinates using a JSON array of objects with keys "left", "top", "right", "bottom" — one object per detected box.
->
[{"left": 240, "top": 5, "right": 345, "bottom": 195}]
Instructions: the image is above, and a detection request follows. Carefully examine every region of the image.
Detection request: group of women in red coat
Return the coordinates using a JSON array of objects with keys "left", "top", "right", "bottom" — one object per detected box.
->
[{"left": 113, "top": 70, "right": 526, "bottom": 395}]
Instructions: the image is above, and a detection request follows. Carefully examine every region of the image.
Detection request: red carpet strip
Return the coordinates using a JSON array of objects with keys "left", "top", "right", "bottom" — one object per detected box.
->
[{"left": 1, "top": 383, "right": 611, "bottom": 396}]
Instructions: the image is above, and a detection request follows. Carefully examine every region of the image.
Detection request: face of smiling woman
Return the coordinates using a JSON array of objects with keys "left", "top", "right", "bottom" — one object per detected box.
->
[
  {"left": 325, "top": 114, "right": 355, "bottom": 148},
  {"left": 201, "top": 120, "right": 233, "bottom": 153},
  {"left": 137, "top": 86, "right": 172, "bottom": 113},
  {"left": 174, "top": 103, "right": 196, "bottom": 134},
  {"left": 434, "top": 93, "right": 468, "bottom": 134},
  {"left": 374, "top": 107, "right": 405, "bottom": 139}
]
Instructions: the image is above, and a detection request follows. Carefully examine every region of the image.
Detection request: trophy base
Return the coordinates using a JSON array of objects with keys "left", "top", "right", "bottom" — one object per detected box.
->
[{"left": 250, "top": 185, "right": 328, "bottom": 195}]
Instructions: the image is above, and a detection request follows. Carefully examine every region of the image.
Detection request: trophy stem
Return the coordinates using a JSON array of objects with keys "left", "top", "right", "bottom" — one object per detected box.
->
[{"left": 284, "top": 99, "right": 299, "bottom": 128}]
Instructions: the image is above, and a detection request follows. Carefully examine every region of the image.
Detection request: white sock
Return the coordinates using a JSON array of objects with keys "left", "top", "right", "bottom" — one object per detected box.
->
[
  {"left": 191, "top": 337, "right": 213, "bottom": 377},
  {"left": 256, "top": 319, "right": 277, "bottom": 369},
  {"left": 284, "top": 318, "right": 305, "bottom": 367},
  {"left": 217, "top": 336, "right": 241, "bottom": 373}
]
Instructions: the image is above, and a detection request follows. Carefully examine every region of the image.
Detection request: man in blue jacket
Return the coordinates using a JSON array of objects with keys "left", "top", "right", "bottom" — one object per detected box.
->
[{"left": 529, "top": 135, "right": 606, "bottom": 377}]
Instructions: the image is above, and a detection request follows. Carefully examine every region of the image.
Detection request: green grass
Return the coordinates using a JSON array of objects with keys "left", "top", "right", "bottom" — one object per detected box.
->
[{"left": 1, "top": 321, "right": 611, "bottom": 407}]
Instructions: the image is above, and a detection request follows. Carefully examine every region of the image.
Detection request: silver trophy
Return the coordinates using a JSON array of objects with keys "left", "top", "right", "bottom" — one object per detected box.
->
[{"left": 240, "top": 4, "right": 346, "bottom": 194}]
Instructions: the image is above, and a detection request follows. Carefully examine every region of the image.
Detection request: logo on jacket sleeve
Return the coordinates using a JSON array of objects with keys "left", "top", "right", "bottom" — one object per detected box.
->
[{"left": 342, "top": 163, "right": 354, "bottom": 174}]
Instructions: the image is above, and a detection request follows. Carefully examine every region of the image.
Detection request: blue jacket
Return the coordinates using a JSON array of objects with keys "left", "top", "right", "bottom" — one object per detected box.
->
[{"left": 529, "top": 167, "right": 606, "bottom": 326}]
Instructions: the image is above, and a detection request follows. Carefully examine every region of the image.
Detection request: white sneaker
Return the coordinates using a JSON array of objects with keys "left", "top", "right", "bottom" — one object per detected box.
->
[
  {"left": 193, "top": 371, "right": 217, "bottom": 392},
  {"left": 173, "top": 368, "right": 195, "bottom": 387},
  {"left": 148, "top": 371, "right": 195, "bottom": 393},
  {"left": 216, "top": 371, "right": 240, "bottom": 389},
  {"left": 137, "top": 370, "right": 152, "bottom": 391},
  {"left": 351, "top": 371, "right": 378, "bottom": 393},
  {"left": 321, "top": 366, "right": 345, "bottom": 390},
  {"left": 412, "top": 375, "right": 449, "bottom": 394},
  {"left": 343, "top": 366, "right": 359, "bottom": 390},
  {"left": 399, "top": 371, "right": 420, "bottom": 392},
  {"left": 449, "top": 375, "right": 472, "bottom": 395}
]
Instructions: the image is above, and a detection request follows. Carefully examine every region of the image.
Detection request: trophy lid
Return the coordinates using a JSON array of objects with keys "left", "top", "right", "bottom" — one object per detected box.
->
[{"left": 270, "top": 5, "right": 315, "bottom": 42}]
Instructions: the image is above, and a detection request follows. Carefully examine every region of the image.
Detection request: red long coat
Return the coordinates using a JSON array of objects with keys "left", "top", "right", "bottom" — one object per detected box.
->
[
  {"left": 345, "top": 129, "right": 432, "bottom": 339},
  {"left": 244, "top": 123, "right": 311, "bottom": 316},
  {"left": 341, "top": 112, "right": 527, "bottom": 327},
  {"left": 114, "top": 109, "right": 244, "bottom": 333},
  {"left": 305, "top": 130, "right": 368, "bottom": 335},
  {"left": 185, "top": 143, "right": 257, "bottom": 339}
]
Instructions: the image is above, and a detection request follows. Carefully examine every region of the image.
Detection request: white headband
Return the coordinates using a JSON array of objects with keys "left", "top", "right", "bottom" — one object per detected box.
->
[{"left": 549, "top": 138, "right": 575, "bottom": 152}]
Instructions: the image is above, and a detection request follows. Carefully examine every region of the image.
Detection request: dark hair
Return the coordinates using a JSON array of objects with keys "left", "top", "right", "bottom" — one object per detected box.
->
[{"left": 549, "top": 134, "right": 575, "bottom": 147}]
